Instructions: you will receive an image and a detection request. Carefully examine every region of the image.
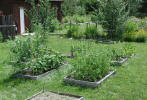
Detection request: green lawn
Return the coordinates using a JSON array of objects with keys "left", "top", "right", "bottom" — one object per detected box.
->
[{"left": 0, "top": 36, "right": 147, "bottom": 100}]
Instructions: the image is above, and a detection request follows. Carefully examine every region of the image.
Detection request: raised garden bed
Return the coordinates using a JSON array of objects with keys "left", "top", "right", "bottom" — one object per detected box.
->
[
  {"left": 12, "top": 63, "right": 68, "bottom": 80},
  {"left": 98, "top": 40, "right": 116, "bottom": 44},
  {"left": 111, "top": 54, "right": 135, "bottom": 66},
  {"left": 111, "top": 57, "right": 128, "bottom": 66},
  {"left": 64, "top": 70, "right": 116, "bottom": 88},
  {"left": 65, "top": 53, "right": 75, "bottom": 58},
  {"left": 26, "top": 91, "right": 83, "bottom": 100}
]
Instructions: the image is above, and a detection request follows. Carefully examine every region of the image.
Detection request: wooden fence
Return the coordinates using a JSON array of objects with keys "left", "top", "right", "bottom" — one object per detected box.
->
[{"left": 0, "top": 15, "right": 16, "bottom": 40}]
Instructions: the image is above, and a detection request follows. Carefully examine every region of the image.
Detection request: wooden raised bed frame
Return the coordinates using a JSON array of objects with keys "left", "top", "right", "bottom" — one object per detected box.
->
[
  {"left": 12, "top": 63, "right": 68, "bottom": 80},
  {"left": 25, "top": 91, "right": 83, "bottom": 100},
  {"left": 64, "top": 70, "right": 116, "bottom": 88}
]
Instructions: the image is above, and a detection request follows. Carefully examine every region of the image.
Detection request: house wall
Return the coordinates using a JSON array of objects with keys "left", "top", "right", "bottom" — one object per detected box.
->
[{"left": 0, "top": 0, "right": 63, "bottom": 34}]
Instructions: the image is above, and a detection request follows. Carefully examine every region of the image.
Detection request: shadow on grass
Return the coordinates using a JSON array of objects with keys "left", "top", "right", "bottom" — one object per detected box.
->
[{"left": 0, "top": 76, "right": 36, "bottom": 87}]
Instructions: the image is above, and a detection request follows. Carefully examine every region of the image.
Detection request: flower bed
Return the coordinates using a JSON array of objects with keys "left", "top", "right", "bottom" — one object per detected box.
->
[{"left": 26, "top": 91, "right": 83, "bottom": 100}]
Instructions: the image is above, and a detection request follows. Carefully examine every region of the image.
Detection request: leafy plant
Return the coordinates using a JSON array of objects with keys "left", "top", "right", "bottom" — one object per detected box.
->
[
  {"left": 73, "top": 51, "right": 110, "bottom": 82},
  {"left": 123, "top": 29, "right": 147, "bottom": 42},
  {"left": 94, "top": 0, "right": 128, "bottom": 39},
  {"left": 26, "top": 0, "right": 56, "bottom": 32},
  {"left": 67, "top": 25, "right": 85, "bottom": 39},
  {"left": 84, "top": 25, "right": 99, "bottom": 39},
  {"left": 84, "top": 24, "right": 107, "bottom": 39},
  {"left": 125, "top": 22, "right": 138, "bottom": 33},
  {"left": 10, "top": 37, "right": 33, "bottom": 63},
  {"left": 28, "top": 48, "right": 65, "bottom": 75}
]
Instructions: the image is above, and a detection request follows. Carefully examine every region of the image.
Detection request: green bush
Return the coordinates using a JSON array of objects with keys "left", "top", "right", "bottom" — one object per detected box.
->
[
  {"left": 0, "top": 32, "right": 3, "bottom": 42},
  {"left": 123, "top": 29, "right": 146, "bottom": 42},
  {"left": 125, "top": 22, "right": 138, "bottom": 33},
  {"left": 84, "top": 25, "right": 107, "bottom": 39},
  {"left": 28, "top": 48, "right": 65, "bottom": 75},
  {"left": 48, "top": 19, "right": 58, "bottom": 32},
  {"left": 67, "top": 25, "right": 85, "bottom": 39},
  {"left": 94, "top": 0, "right": 128, "bottom": 39},
  {"left": 10, "top": 37, "right": 33, "bottom": 63},
  {"left": 10, "top": 36, "right": 66, "bottom": 74},
  {"left": 73, "top": 51, "right": 110, "bottom": 82},
  {"left": 63, "top": 15, "right": 91, "bottom": 23},
  {"left": 108, "top": 43, "right": 135, "bottom": 61},
  {"left": 84, "top": 25, "right": 98, "bottom": 39}
]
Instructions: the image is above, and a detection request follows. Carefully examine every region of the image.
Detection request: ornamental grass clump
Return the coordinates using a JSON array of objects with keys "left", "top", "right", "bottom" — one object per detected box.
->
[{"left": 67, "top": 25, "right": 85, "bottom": 39}]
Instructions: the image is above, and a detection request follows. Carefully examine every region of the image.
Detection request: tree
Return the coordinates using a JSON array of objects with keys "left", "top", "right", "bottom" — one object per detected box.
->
[
  {"left": 25, "top": 0, "right": 56, "bottom": 31},
  {"left": 125, "top": 0, "right": 142, "bottom": 16},
  {"left": 94, "top": 0, "right": 128, "bottom": 39}
]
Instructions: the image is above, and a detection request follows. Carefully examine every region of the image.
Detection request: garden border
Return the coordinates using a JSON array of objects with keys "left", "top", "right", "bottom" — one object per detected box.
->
[
  {"left": 111, "top": 54, "right": 135, "bottom": 66},
  {"left": 111, "top": 57, "right": 128, "bottom": 66},
  {"left": 64, "top": 70, "right": 116, "bottom": 88},
  {"left": 25, "top": 91, "right": 83, "bottom": 100},
  {"left": 12, "top": 63, "right": 68, "bottom": 80}
]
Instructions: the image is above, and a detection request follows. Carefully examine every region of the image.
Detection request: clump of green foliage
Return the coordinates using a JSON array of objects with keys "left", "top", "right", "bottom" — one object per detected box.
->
[
  {"left": 10, "top": 32, "right": 65, "bottom": 74},
  {"left": 123, "top": 21, "right": 146, "bottom": 42},
  {"left": 108, "top": 43, "right": 136, "bottom": 61},
  {"left": 74, "top": 53, "right": 110, "bottom": 82},
  {"left": 94, "top": 0, "right": 128, "bottom": 39},
  {"left": 26, "top": 0, "right": 56, "bottom": 33},
  {"left": 67, "top": 25, "right": 85, "bottom": 39},
  {"left": 28, "top": 48, "right": 65, "bottom": 75},
  {"left": 66, "top": 24, "right": 107, "bottom": 39},
  {"left": 125, "top": 22, "right": 138, "bottom": 33},
  {"left": 73, "top": 44, "right": 111, "bottom": 82},
  {"left": 84, "top": 24, "right": 107, "bottom": 39}
]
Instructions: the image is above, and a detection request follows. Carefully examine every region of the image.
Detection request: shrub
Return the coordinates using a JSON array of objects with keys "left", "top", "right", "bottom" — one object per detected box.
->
[
  {"left": 94, "top": 0, "right": 128, "bottom": 39},
  {"left": 125, "top": 22, "right": 138, "bottom": 33},
  {"left": 63, "top": 15, "right": 91, "bottom": 23},
  {"left": 108, "top": 43, "right": 136, "bottom": 61},
  {"left": 10, "top": 37, "right": 33, "bottom": 63},
  {"left": 48, "top": 19, "right": 58, "bottom": 32},
  {"left": 67, "top": 25, "right": 85, "bottom": 39},
  {"left": 123, "top": 43, "right": 136, "bottom": 57},
  {"left": 0, "top": 32, "right": 3, "bottom": 42},
  {"left": 123, "top": 29, "right": 147, "bottom": 42},
  {"left": 84, "top": 25, "right": 107, "bottom": 39},
  {"left": 73, "top": 52, "right": 110, "bottom": 82},
  {"left": 26, "top": 0, "right": 56, "bottom": 32}
]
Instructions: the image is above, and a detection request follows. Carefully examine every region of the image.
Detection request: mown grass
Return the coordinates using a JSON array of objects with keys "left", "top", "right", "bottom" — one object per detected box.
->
[{"left": 0, "top": 36, "right": 147, "bottom": 100}]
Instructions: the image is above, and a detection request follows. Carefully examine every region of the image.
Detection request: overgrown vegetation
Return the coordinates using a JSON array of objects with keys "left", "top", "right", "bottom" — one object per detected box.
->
[
  {"left": 70, "top": 42, "right": 135, "bottom": 82},
  {"left": 94, "top": 0, "right": 128, "bottom": 39},
  {"left": 26, "top": 0, "right": 56, "bottom": 32}
]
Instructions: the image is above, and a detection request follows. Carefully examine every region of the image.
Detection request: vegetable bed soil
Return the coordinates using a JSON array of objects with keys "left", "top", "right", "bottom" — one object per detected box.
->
[
  {"left": 64, "top": 70, "right": 116, "bottom": 88},
  {"left": 26, "top": 91, "right": 83, "bottom": 100},
  {"left": 12, "top": 63, "right": 68, "bottom": 80}
]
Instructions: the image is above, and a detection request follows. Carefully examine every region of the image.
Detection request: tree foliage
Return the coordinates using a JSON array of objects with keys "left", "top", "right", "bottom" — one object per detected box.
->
[
  {"left": 94, "top": 0, "right": 128, "bottom": 39},
  {"left": 25, "top": 0, "right": 56, "bottom": 31}
]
